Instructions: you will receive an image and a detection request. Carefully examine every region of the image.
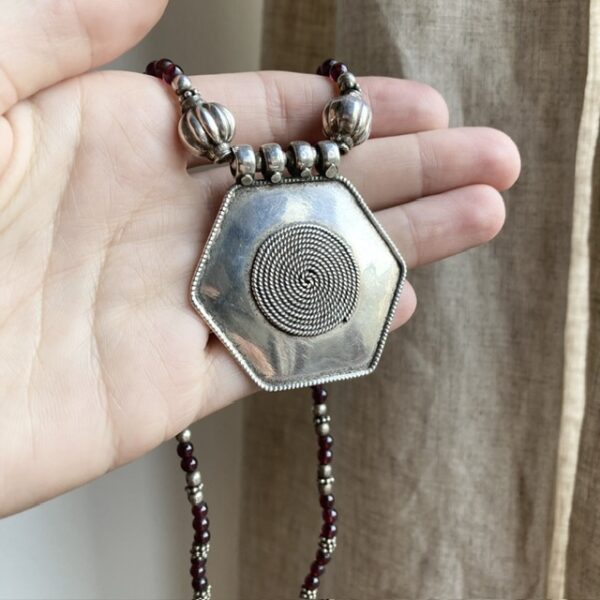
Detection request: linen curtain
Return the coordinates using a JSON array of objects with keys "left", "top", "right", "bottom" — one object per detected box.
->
[{"left": 239, "top": 1, "right": 600, "bottom": 598}]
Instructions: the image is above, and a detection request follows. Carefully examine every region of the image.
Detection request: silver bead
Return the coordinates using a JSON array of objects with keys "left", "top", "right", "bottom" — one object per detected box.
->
[
  {"left": 318, "top": 477, "right": 335, "bottom": 495},
  {"left": 259, "top": 143, "right": 286, "bottom": 183},
  {"left": 317, "top": 422, "right": 331, "bottom": 436},
  {"left": 191, "top": 542, "right": 211, "bottom": 560},
  {"left": 315, "top": 140, "right": 341, "bottom": 178},
  {"left": 230, "top": 144, "right": 256, "bottom": 186},
  {"left": 322, "top": 91, "right": 372, "bottom": 153},
  {"left": 186, "top": 470, "right": 202, "bottom": 488},
  {"left": 300, "top": 588, "right": 317, "bottom": 600},
  {"left": 319, "top": 464, "right": 333, "bottom": 478},
  {"left": 286, "top": 141, "right": 317, "bottom": 178},
  {"left": 178, "top": 101, "right": 236, "bottom": 162},
  {"left": 337, "top": 71, "right": 361, "bottom": 95},
  {"left": 176, "top": 429, "right": 192, "bottom": 443},
  {"left": 319, "top": 535, "right": 337, "bottom": 553},
  {"left": 312, "top": 403, "right": 327, "bottom": 417},
  {"left": 171, "top": 74, "right": 193, "bottom": 94},
  {"left": 187, "top": 489, "right": 204, "bottom": 505}
]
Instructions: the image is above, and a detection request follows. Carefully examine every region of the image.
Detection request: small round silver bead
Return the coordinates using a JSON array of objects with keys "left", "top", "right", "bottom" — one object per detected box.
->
[
  {"left": 319, "top": 464, "right": 333, "bottom": 479},
  {"left": 312, "top": 403, "right": 328, "bottom": 417},
  {"left": 186, "top": 470, "right": 202, "bottom": 488},
  {"left": 337, "top": 71, "right": 361, "bottom": 95},
  {"left": 171, "top": 74, "right": 194, "bottom": 94},
  {"left": 176, "top": 429, "right": 192, "bottom": 443},
  {"left": 187, "top": 489, "right": 204, "bottom": 506},
  {"left": 317, "top": 422, "right": 331, "bottom": 436}
]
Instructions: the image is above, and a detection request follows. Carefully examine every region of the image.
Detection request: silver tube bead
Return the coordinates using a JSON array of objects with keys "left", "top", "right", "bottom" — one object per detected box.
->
[
  {"left": 286, "top": 141, "right": 317, "bottom": 178},
  {"left": 315, "top": 140, "right": 341, "bottom": 178},
  {"left": 259, "top": 143, "right": 286, "bottom": 183},
  {"left": 230, "top": 144, "right": 257, "bottom": 186}
]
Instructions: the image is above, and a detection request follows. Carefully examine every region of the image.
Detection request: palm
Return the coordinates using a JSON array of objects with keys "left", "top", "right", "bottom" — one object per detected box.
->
[{"left": 0, "top": 0, "right": 520, "bottom": 517}]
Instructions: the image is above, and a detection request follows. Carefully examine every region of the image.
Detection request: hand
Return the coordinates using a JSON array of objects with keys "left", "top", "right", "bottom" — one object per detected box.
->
[{"left": 0, "top": 0, "right": 520, "bottom": 517}]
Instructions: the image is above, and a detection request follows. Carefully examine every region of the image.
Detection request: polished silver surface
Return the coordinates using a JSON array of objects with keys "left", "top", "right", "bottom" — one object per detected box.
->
[
  {"left": 322, "top": 91, "right": 372, "bottom": 153},
  {"left": 178, "top": 100, "right": 235, "bottom": 162},
  {"left": 259, "top": 142, "right": 286, "bottom": 183},
  {"left": 190, "top": 176, "right": 406, "bottom": 391},
  {"left": 315, "top": 140, "right": 341, "bottom": 178},
  {"left": 230, "top": 144, "right": 256, "bottom": 185},
  {"left": 287, "top": 140, "right": 317, "bottom": 178}
]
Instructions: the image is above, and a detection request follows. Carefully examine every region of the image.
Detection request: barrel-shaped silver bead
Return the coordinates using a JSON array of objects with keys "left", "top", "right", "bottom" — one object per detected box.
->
[
  {"left": 230, "top": 144, "right": 257, "bottom": 186},
  {"left": 259, "top": 143, "right": 286, "bottom": 183},
  {"left": 178, "top": 101, "right": 236, "bottom": 163},
  {"left": 322, "top": 91, "right": 372, "bottom": 153},
  {"left": 287, "top": 141, "right": 317, "bottom": 178},
  {"left": 315, "top": 140, "right": 341, "bottom": 178}
]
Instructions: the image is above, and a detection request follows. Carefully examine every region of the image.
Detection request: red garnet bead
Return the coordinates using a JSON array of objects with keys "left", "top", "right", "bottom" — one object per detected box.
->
[
  {"left": 163, "top": 63, "right": 183, "bottom": 84},
  {"left": 320, "top": 494, "right": 335, "bottom": 509},
  {"left": 190, "top": 564, "right": 206, "bottom": 578},
  {"left": 318, "top": 448, "right": 333, "bottom": 465},
  {"left": 310, "top": 561, "right": 325, "bottom": 578},
  {"left": 312, "top": 385, "right": 328, "bottom": 403},
  {"left": 154, "top": 58, "right": 174, "bottom": 77},
  {"left": 304, "top": 575, "right": 320, "bottom": 591},
  {"left": 318, "top": 434, "right": 334, "bottom": 450},
  {"left": 323, "top": 508, "right": 338, "bottom": 524},
  {"left": 330, "top": 61, "right": 348, "bottom": 81},
  {"left": 177, "top": 442, "right": 194, "bottom": 458},
  {"left": 191, "top": 557, "right": 207, "bottom": 569},
  {"left": 193, "top": 517, "right": 210, "bottom": 532},
  {"left": 194, "top": 529, "right": 211, "bottom": 545},
  {"left": 192, "top": 576, "right": 209, "bottom": 592},
  {"left": 192, "top": 502, "right": 208, "bottom": 519},
  {"left": 316, "top": 549, "right": 331, "bottom": 566},
  {"left": 316, "top": 58, "right": 337, "bottom": 76},
  {"left": 181, "top": 456, "right": 198, "bottom": 472},
  {"left": 144, "top": 60, "right": 158, "bottom": 77},
  {"left": 322, "top": 523, "right": 337, "bottom": 539}
]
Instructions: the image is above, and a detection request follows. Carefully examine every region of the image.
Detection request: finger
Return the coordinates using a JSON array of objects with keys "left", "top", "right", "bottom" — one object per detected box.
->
[
  {"left": 0, "top": 0, "right": 168, "bottom": 114},
  {"left": 181, "top": 72, "right": 449, "bottom": 166},
  {"left": 378, "top": 184, "right": 506, "bottom": 268},
  {"left": 345, "top": 127, "right": 521, "bottom": 210},
  {"left": 202, "top": 281, "right": 418, "bottom": 411}
]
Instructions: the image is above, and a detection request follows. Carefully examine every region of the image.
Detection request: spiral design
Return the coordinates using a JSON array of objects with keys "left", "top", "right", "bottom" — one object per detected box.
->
[{"left": 250, "top": 223, "right": 359, "bottom": 337}]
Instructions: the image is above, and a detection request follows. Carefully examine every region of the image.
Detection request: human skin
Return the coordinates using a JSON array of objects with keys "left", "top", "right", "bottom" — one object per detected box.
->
[{"left": 0, "top": 0, "right": 520, "bottom": 517}]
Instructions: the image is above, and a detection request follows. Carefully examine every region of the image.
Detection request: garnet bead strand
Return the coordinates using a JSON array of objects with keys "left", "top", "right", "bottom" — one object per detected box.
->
[
  {"left": 299, "top": 385, "right": 338, "bottom": 600},
  {"left": 176, "top": 429, "right": 212, "bottom": 600}
]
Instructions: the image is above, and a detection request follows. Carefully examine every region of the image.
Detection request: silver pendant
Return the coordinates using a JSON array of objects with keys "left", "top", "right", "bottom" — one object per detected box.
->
[{"left": 190, "top": 175, "right": 406, "bottom": 391}]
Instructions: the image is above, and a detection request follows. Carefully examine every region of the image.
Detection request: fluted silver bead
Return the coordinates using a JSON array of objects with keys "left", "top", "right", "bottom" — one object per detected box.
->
[
  {"left": 322, "top": 91, "right": 372, "bottom": 153},
  {"left": 178, "top": 100, "right": 236, "bottom": 162}
]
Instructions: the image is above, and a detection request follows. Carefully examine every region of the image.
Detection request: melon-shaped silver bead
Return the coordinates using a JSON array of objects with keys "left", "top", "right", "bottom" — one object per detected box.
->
[
  {"left": 322, "top": 91, "right": 372, "bottom": 153},
  {"left": 178, "top": 101, "right": 236, "bottom": 163}
]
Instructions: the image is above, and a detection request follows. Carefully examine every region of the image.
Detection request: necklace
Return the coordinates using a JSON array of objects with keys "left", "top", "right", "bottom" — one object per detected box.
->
[{"left": 144, "top": 57, "right": 406, "bottom": 600}]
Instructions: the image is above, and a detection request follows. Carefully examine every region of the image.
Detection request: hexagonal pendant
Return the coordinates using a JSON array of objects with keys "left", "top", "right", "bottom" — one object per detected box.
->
[{"left": 190, "top": 176, "right": 406, "bottom": 391}]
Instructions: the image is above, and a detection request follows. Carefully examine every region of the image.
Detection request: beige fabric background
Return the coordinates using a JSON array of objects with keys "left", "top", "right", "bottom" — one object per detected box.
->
[{"left": 239, "top": 1, "right": 600, "bottom": 598}]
